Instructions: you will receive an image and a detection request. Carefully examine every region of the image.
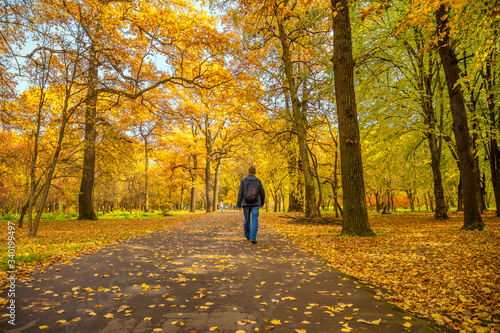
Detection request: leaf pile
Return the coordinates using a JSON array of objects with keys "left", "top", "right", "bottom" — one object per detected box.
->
[{"left": 262, "top": 211, "right": 500, "bottom": 333}]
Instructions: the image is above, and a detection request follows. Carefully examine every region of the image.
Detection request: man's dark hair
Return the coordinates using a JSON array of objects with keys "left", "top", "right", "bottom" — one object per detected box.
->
[{"left": 248, "top": 166, "right": 256, "bottom": 175}]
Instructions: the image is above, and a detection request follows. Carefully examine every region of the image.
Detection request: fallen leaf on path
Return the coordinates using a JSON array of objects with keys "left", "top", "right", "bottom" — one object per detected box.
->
[{"left": 357, "top": 318, "right": 381, "bottom": 325}]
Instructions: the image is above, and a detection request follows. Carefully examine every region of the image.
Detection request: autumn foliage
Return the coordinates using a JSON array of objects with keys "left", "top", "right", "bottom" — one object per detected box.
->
[
  {"left": 263, "top": 212, "right": 500, "bottom": 332},
  {"left": 1, "top": 0, "right": 500, "bottom": 330}
]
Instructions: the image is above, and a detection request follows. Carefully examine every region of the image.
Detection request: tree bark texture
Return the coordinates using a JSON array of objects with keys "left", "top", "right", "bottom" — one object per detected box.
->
[
  {"left": 331, "top": 0, "right": 374, "bottom": 236},
  {"left": 436, "top": 5, "right": 483, "bottom": 230},
  {"left": 78, "top": 42, "right": 98, "bottom": 221}
]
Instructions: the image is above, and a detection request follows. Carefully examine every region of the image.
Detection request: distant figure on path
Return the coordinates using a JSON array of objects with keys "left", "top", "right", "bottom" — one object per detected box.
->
[
  {"left": 219, "top": 200, "right": 224, "bottom": 213},
  {"left": 237, "top": 166, "right": 265, "bottom": 244}
]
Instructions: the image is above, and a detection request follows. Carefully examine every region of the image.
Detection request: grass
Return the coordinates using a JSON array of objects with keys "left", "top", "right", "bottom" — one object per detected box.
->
[
  {"left": 0, "top": 210, "right": 204, "bottom": 276},
  {"left": 0, "top": 210, "right": 192, "bottom": 222}
]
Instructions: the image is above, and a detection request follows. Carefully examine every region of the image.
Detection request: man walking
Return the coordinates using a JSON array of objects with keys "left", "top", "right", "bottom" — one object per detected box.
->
[{"left": 237, "top": 166, "right": 265, "bottom": 244}]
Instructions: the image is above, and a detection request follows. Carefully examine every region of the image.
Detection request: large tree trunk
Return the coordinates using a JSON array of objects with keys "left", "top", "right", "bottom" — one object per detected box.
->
[
  {"left": 277, "top": 21, "right": 319, "bottom": 218},
  {"left": 78, "top": 41, "right": 98, "bottom": 221},
  {"left": 331, "top": 0, "right": 374, "bottom": 236},
  {"left": 436, "top": 5, "right": 483, "bottom": 230}
]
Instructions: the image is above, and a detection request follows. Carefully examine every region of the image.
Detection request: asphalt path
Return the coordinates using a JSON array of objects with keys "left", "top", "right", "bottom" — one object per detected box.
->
[{"left": 1, "top": 211, "right": 438, "bottom": 333}]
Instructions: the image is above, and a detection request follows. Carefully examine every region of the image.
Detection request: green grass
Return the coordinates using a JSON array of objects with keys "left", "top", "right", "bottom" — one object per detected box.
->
[
  {"left": 0, "top": 210, "right": 179, "bottom": 222},
  {"left": 0, "top": 252, "right": 52, "bottom": 271}
]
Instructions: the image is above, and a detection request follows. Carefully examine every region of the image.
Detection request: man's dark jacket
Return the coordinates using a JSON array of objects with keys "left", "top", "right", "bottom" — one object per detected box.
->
[{"left": 237, "top": 174, "right": 265, "bottom": 207}]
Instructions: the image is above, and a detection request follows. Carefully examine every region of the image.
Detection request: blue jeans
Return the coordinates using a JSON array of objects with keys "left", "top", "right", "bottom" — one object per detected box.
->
[
  {"left": 220, "top": 206, "right": 223, "bottom": 212},
  {"left": 243, "top": 206, "right": 260, "bottom": 241}
]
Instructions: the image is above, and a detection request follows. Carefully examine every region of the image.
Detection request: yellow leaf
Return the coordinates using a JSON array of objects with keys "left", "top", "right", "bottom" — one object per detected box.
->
[
  {"left": 403, "top": 322, "right": 412, "bottom": 328},
  {"left": 144, "top": 317, "right": 152, "bottom": 321},
  {"left": 270, "top": 319, "right": 281, "bottom": 325},
  {"left": 341, "top": 329, "right": 352, "bottom": 332},
  {"left": 209, "top": 327, "right": 218, "bottom": 331},
  {"left": 403, "top": 316, "right": 411, "bottom": 320},
  {"left": 254, "top": 295, "right": 262, "bottom": 299},
  {"left": 295, "top": 330, "right": 307, "bottom": 333},
  {"left": 104, "top": 313, "right": 114, "bottom": 319},
  {"left": 153, "top": 329, "right": 163, "bottom": 332},
  {"left": 56, "top": 320, "right": 67, "bottom": 324},
  {"left": 39, "top": 326, "right": 48, "bottom": 329}
]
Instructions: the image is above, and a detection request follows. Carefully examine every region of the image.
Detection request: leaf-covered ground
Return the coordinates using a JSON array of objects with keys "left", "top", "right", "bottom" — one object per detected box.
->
[
  {"left": 0, "top": 213, "right": 203, "bottom": 290},
  {"left": 262, "top": 211, "right": 500, "bottom": 333},
  {"left": 1, "top": 212, "right": 436, "bottom": 332}
]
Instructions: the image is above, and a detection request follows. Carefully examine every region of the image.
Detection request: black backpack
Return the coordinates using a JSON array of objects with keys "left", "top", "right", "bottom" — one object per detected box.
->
[{"left": 243, "top": 178, "right": 259, "bottom": 204}]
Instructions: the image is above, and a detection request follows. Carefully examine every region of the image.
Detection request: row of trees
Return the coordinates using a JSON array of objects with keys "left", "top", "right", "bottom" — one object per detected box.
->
[
  {"left": 206, "top": 0, "right": 497, "bottom": 232},
  {"left": 1, "top": 0, "right": 498, "bottom": 237}
]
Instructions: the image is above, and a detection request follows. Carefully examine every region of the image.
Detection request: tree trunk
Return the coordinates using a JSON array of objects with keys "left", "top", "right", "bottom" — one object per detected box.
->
[
  {"left": 27, "top": 88, "right": 45, "bottom": 236},
  {"left": 277, "top": 21, "right": 319, "bottom": 218},
  {"left": 331, "top": 0, "right": 374, "bottom": 236},
  {"left": 287, "top": 153, "right": 303, "bottom": 212},
  {"left": 180, "top": 185, "right": 184, "bottom": 211},
  {"left": 78, "top": 41, "right": 98, "bottom": 221},
  {"left": 436, "top": 5, "right": 483, "bottom": 230},
  {"left": 30, "top": 101, "right": 70, "bottom": 236},
  {"left": 212, "top": 157, "right": 221, "bottom": 211},
  {"left": 144, "top": 140, "right": 150, "bottom": 212},
  {"left": 189, "top": 154, "right": 198, "bottom": 213},
  {"left": 484, "top": 51, "right": 500, "bottom": 215},
  {"left": 205, "top": 155, "right": 213, "bottom": 212}
]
